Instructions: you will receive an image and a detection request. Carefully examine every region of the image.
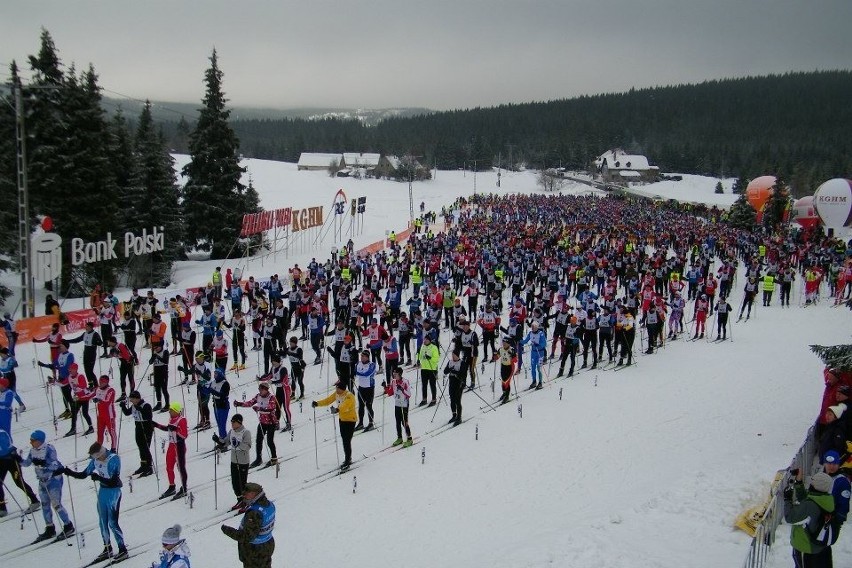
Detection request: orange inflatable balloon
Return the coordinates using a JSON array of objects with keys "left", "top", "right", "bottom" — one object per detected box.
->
[{"left": 746, "top": 176, "right": 776, "bottom": 212}]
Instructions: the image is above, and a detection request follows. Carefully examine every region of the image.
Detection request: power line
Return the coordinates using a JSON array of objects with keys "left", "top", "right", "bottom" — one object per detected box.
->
[{"left": 99, "top": 86, "right": 196, "bottom": 121}]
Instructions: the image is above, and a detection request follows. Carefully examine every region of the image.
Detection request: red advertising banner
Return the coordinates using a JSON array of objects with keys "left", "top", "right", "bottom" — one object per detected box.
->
[{"left": 240, "top": 208, "right": 293, "bottom": 237}]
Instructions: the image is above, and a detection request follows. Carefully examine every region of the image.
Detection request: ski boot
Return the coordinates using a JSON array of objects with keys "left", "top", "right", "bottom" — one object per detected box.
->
[
  {"left": 403, "top": 437, "right": 414, "bottom": 447},
  {"left": 55, "top": 522, "right": 75, "bottom": 541},
  {"left": 392, "top": 437, "right": 403, "bottom": 447},
  {"left": 32, "top": 525, "right": 56, "bottom": 543},
  {"left": 92, "top": 545, "right": 114, "bottom": 563},
  {"left": 171, "top": 487, "right": 187, "bottom": 501},
  {"left": 159, "top": 485, "right": 176, "bottom": 499}
]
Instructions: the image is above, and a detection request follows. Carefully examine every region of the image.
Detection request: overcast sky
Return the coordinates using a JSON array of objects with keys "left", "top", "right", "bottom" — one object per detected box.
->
[{"left": 3, "top": 0, "right": 851, "bottom": 112}]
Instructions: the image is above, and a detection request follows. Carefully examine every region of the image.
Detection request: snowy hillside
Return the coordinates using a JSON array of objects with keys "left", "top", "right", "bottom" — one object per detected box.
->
[{"left": 0, "top": 159, "right": 849, "bottom": 568}]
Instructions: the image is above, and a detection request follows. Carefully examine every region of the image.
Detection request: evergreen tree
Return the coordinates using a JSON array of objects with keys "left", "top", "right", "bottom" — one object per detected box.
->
[
  {"left": 182, "top": 50, "right": 258, "bottom": 259},
  {"left": 108, "top": 108, "right": 137, "bottom": 231},
  {"left": 727, "top": 194, "right": 757, "bottom": 230},
  {"left": 731, "top": 174, "right": 747, "bottom": 194},
  {"left": 763, "top": 176, "right": 790, "bottom": 230},
  {"left": 0, "top": 63, "right": 18, "bottom": 305},
  {"left": 26, "top": 31, "right": 120, "bottom": 292},
  {"left": 810, "top": 345, "right": 852, "bottom": 372},
  {"left": 126, "top": 101, "right": 183, "bottom": 286},
  {"left": 714, "top": 181, "right": 724, "bottom": 194}
]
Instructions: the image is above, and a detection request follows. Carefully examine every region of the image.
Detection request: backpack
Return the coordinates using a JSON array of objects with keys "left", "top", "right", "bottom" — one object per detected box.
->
[{"left": 811, "top": 509, "right": 841, "bottom": 547}]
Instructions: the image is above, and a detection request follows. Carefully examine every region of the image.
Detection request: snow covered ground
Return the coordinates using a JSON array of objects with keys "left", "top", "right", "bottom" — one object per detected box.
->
[
  {"left": 623, "top": 174, "right": 739, "bottom": 208},
  {"left": 1, "top": 160, "right": 850, "bottom": 568}
]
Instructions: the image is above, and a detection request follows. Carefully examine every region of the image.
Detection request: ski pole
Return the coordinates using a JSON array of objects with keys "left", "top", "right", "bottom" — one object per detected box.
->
[
  {"left": 213, "top": 446, "right": 218, "bottom": 511},
  {"left": 331, "top": 410, "right": 340, "bottom": 466},
  {"left": 381, "top": 388, "right": 386, "bottom": 445},
  {"left": 65, "top": 475, "right": 83, "bottom": 558},
  {"left": 1, "top": 479, "right": 39, "bottom": 535},
  {"left": 313, "top": 407, "right": 319, "bottom": 470},
  {"left": 430, "top": 377, "right": 449, "bottom": 423},
  {"left": 152, "top": 434, "right": 161, "bottom": 493}
]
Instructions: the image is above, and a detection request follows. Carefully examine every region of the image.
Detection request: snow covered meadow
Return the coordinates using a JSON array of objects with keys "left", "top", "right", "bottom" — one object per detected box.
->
[{"left": 1, "top": 160, "right": 849, "bottom": 568}]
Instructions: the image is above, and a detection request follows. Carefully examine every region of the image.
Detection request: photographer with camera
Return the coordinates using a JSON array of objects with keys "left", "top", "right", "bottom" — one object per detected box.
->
[{"left": 783, "top": 468, "right": 836, "bottom": 568}]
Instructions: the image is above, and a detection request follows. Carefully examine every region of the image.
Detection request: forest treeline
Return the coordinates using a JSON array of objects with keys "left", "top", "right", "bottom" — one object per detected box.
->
[{"left": 160, "top": 70, "right": 852, "bottom": 197}]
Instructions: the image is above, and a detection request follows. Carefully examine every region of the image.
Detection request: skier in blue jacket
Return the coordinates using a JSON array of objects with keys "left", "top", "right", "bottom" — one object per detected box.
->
[
  {"left": 520, "top": 321, "right": 547, "bottom": 390},
  {"left": 59, "top": 442, "right": 128, "bottom": 563},
  {"left": 21, "top": 429, "right": 74, "bottom": 542}
]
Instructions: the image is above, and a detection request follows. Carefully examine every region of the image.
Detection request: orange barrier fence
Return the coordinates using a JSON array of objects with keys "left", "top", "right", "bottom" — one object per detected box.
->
[{"left": 2, "top": 223, "right": 420, "bottom": 349}]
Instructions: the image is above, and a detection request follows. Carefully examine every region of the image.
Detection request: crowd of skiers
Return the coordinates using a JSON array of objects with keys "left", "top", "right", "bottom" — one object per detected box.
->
[{"left": 0, "top": 191, "right": 850, "bottom": 567}]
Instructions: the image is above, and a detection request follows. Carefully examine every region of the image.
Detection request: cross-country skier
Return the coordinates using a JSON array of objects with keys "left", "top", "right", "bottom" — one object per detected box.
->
[
  {"left": 21, "top": 429, "right": 74, "bottom": 542},
  {"left": 59, "top": 442, "right": 128, "bottom": 563},
  {"left": 153, "top": 402, "right": 189, "bottom": 500},
  {"left": 235, "top": 384, "right": 277, "bottom": 469},
  {"left": 119, "top": 391, "right": 154, "bottom": 477}
]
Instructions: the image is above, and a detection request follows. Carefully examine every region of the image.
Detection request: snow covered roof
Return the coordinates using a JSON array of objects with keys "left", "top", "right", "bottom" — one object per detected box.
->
[
  {"left": 342, "top": 153, "right": 380, "bottom": 167},
  {"left": 594, "top": 149, "right": 656, "bottom": 171},
  {"left": 619, "top": 170, "right": 641, "bottom": 178},
  {"left": 297, "top": 153, "right": 342, "bottom": 168}
]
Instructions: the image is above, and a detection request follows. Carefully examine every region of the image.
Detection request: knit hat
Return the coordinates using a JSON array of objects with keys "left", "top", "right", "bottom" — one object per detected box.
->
[
  {"left": 824, "top": 450, "right": 842, "bottom": 465},
  {"left": 810, "top": 472, "right": 834, "bottom": 493},
  {"left": 30, "top": 430, "right": 46, "bottom": 444},
  {"left": 161, "top": 524, "right": 182, "bottom": 545},
  {"left": 169, "top": 401, "right": 183, "bottom": 413},
  {"left": 128, "top": 390, "right": 141, "bottom": 400},
  {"left": 243, "top": 482, "right": 263, "bottom": 495},
  {"left": 828, "top": 404, "right": 846, "bottom": 419},
  {"left": 231, "top": 413, "right": 244, "bottom": 424}
]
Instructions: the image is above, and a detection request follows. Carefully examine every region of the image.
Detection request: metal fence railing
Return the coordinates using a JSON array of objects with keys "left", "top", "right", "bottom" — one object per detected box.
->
[{"left": 743, "top": 425, "right": 818, "bottom": 568}]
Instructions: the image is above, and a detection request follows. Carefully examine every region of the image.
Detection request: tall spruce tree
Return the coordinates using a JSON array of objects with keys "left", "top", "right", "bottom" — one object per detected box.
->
[
  {"left": 127, "top": 101, "right": 183, "bottom": 286},
  {"left": 182, "top": 50, "right": 258, "bottom": 259},
  {"left": 26, "top": 31, "right": 120, "bottom": 292},
  {"left": 763, "top": 176, "right": 790, "bottom": 230},
  {"left": 0, "top": 64, "right": 18, "bottom": 305}
]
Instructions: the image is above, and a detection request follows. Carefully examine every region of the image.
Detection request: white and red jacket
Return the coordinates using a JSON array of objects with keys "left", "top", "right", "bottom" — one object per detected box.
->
[
  {"left": 70, "top": 373, "right": 94, "bottom": 402},
  {"left": 237, "top": 393, "right": 279, "bottom": 425},
  {"left": 158, "top": 414, "right": 189, "bottom": 444},
  {"left": 94, "top": 385, "right": 116, "bottom": 421},
  {"left": 384, "top": 377, "right": 412, "bottom": 407}
]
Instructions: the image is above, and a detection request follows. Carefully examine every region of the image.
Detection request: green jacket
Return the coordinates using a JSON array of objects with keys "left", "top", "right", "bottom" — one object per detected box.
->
[
  {"left": 418, "top": 343, "right": 439, "bottom": 371},
  {"left": 784, "top": 485, "right": 835, "bottom": 554}
]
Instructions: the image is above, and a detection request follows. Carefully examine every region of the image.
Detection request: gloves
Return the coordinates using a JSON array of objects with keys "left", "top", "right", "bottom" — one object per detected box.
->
[
  {"left": 91, "top": 472, "right": 102, "bottom": 482},
  {"left": 92, "top": 398, "right": 100, "bottom": 403},
  {"left": 252, "top": 405, "right": 260, "bottom": 412},
  {"left": 52, "top": 468, "right": 65, "bottom": 477},
  {"left": 31, "top": 458, "right": 46, "bottom": 466},
  {"left": 782, "top": 485, "right": 795, "bottom": 502},
  {"left": 167, "top": 424, "right": 177, "bottom": 431},
  {"left": 330, "top": 406, "right": 339, "bottom": 414},
  {"left": 311, "top": 401, "right": 318, "bottom": 408},
  {"left": 381, "top": 382, "right": 387, "bottom": 388}
]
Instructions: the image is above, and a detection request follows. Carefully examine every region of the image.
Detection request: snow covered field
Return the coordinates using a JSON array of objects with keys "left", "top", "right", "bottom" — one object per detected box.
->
[{"left": 1, "top": 160, "right": 849, "bottom": 568}]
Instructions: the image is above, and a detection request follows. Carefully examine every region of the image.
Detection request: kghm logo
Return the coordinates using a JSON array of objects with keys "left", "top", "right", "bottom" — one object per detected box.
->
[{"left": 818, "top": 196, "right": 847, "bottom": 202}]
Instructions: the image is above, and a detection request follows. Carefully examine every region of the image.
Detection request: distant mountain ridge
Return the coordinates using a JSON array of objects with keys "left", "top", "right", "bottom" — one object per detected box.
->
[{"left": 101, "top": 97, "right": 429, "bottom": 126}]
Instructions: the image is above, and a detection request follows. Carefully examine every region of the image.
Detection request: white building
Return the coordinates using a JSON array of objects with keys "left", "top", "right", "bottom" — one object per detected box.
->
[{"left": 593, "top": 149, "right": 659, "bottom": 184}]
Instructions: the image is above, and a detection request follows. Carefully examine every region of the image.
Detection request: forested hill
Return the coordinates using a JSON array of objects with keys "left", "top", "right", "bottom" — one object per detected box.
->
[{"left": 161, "top": 71, "right": 852, "bottom": 194}]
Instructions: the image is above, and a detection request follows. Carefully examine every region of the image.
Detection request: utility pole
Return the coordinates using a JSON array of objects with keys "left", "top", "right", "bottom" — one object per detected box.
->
[
  {"left": 408, "top": 172, "right": 414, "bottom": 223},
  {"left": 14, "top": 76, "right": 33, "bottom": 318}
]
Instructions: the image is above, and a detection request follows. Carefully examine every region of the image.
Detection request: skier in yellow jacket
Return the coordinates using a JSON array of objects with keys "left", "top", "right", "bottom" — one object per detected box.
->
[{"left": 312, "top": 381, "right": 357, "bottom": 471}]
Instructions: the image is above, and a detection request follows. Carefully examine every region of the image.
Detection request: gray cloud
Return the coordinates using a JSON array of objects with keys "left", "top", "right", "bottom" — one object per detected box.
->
[{"left": 3, "top": 0, "right": 850, "bottom": 111}]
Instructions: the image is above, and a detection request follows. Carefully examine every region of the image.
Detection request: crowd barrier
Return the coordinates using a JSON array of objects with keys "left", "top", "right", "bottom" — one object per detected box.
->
[
  {"left": 742, "top": 425, "right": 818, "bottom": 567},
  {"left": 1, "top": 222, "right": 417, "bottom": 349}
]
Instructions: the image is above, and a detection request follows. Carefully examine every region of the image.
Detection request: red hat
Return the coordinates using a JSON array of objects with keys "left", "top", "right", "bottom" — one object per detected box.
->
[
  {"left": 69, "top": 363, "right": 79, "bottom": 372},
  {"left": 0, "top": 377, "right": 9, "bottom": 389}
]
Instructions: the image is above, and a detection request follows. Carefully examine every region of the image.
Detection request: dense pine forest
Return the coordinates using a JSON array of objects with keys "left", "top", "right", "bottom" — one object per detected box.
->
[{"left": 160, "top": 70, "right": 852, "bottom": 196}]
